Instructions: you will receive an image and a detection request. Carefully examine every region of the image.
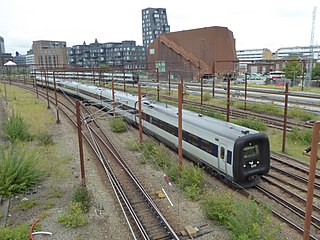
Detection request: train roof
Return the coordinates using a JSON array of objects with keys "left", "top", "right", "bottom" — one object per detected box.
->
[{"left": 146, "top": 100, "right": 259, "bottom": 141}]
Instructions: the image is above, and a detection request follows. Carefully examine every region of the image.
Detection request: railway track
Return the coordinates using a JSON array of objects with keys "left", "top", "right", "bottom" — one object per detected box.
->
[
  {"left": 248, "top": 154, "right": 320, "bottom": 239},
  {"left": 9, "top": 81, "right": 181, "bottom": 239},
  {"left": 6, "top": 78, "right": 320, "bottom": 239}
]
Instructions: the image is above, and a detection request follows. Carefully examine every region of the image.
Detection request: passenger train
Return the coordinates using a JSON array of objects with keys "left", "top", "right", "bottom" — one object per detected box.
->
[
  {"left": 38, "top": 78, "right": 270, "bottom": 187},
  {"left": 34, "top": 70, "right": 139, "bottom": 84}
]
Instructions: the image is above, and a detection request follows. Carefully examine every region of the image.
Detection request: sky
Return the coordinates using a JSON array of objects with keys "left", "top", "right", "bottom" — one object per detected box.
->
[{"left": 1, "top": 0, "right": 319, "bottom": 55}]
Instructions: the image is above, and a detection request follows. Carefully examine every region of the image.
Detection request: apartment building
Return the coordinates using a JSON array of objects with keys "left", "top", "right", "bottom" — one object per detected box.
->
[
  {"left": 142, "top": 8, "right": 170, "bottom": 47},
  {"left": 68, "top": 40, "right": 146, "bottom": 69},
  {"left": 32, "top": 40, "right": 67, "bottom": 67}
]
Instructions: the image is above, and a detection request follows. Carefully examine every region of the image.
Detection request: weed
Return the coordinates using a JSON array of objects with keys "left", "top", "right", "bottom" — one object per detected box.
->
[
  {"left": 58, "top": 202, "right": 88, "bottom": 228},
  {"left": 0, "top": 223, "right": 40, "bottom": 240},
  {"left": 232, "top": 116, "right": 267, "bottom": 131},
  {"left": 42, "top": 199, "right": 55, "bottom": 210},
  {"left": 72, "top": 186, "right": 91, "bottom": 213},
  {"left": 0, "top": 146, "right": 43, "bottom": 198},
  {"left": 288, "top": 127, "right": 313, "bottom": 145},
  {"left": 110, "top": 117, "right": 127, "bottom": 133},
  {"left": 37, "top": 132, "right": 54, "bottom": 146},
  {"left": 18, "top": 199, "right": 38, "bottom": 211},
  {"left": 3, "top": 113, "right": 32, "bottom": 142},
  {"left": 127, "top": 140, "right": 141, "bottom": 151},
  {"left": 47, "top": 188, "right": 65, "bottom": 199}
]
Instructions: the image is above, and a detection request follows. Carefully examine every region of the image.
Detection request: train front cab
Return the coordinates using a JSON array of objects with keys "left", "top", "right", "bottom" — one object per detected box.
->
[{"left": 232, "top": 133, "right": 270, "bottom": 187}]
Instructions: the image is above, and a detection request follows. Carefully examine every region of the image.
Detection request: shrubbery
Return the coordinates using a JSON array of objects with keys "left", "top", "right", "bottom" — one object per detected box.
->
[
  {"left": 3, "top": 113, "right": 32, "bottom": 142},
  {"left": 203, "top": 191, "right": 284, "bottom": 240},
  {"left": 288, "top": 127, "right": 313, "bottom": 145},
  {"left": 110, "top": 117, "right": 127, "bottom": 133},
  {"left": 233, "top": 116, "right": 267, "bottom": 131},
  {"left": 58, "top": 202, "right": 88, "bottom": 228},
  {"left": 72, "top": 186, "right": 91, "bottom": 213},
  {"left": 0, "top": 146, "right": 43, "bottom": 198}
]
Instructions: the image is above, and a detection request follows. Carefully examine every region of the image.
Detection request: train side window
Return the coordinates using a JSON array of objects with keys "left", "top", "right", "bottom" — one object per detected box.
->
[
  {"left": 220, "top": 147, "right": 225, "bottom": 159},
  {"left": 201, "top": 139, "right": 212, "bottom": 154},
  {"left": 182, "top": 130, "right": 188, "bottom": 141},
  {"left": 188, "top": 133, "right": 198, "bottom": 147},
  {"left": 212, "top": 145, "right": 218, "bottom": 157}
]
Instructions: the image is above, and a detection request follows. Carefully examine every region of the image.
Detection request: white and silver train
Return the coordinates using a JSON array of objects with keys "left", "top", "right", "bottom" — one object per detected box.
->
[
  {"left": 39, "top": 79, "right": 270, "bottom": 187},
  {"left": 34, "top": 70, "right": 139, "bottom": 84}
]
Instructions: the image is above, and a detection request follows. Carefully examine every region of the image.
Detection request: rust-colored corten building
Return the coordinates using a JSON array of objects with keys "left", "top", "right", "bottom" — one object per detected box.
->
[{"left": 147, "top": 26, "right": 237, "bottom": 80}]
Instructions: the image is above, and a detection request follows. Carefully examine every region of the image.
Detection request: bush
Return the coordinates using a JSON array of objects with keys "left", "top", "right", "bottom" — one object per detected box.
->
[
  {"left": 288, "top": 127, "right": 313, "bottom": 145},
  {"left": 127, "top": 140, "right": 141, "bottom": 151},
  {"left": 73, "top": 186, "right": 91, "bottom": 213},
  {"left": 228, "top": 198, "right": 283, "bottom": 240},
  {"left": 0, "top": 224, "right": 40, "bottom": 240},
  {"left": 37, "top": 132, "right": 54, "bottom": 146},
  {"left": 233, "top": 116, "right": 267, "bottom": 131},
  {"left": 18, "top": 199, "right": 38, "bottom": 211},
  {"left": 203, "top": 192, "right": 284, "bottom": 240},
  {"left": 110, "top": 117, "right": 127, "bottom": 133},
  {"left": 58, "top": 202, "right": 88, "bottom": 228},
  {"left": 0, "top": 146, "right": 43, "bottom": 198},
  {"left": 203, "top": 191, "right": 235, "bottom": 225},
  {"left": 203, "top": 92, "right": 211, "bottom": 101},
  {"left": 3, "top": 113, "right": 32, "bottom": 142}
]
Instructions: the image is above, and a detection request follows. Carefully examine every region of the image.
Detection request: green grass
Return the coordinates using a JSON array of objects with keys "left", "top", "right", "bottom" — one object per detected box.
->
[
  {"left": 0, "top": 84, "right": 55, "bottom": 134},
  {"left": 18, "top": 199, "right": 38, "bottom": 211}
]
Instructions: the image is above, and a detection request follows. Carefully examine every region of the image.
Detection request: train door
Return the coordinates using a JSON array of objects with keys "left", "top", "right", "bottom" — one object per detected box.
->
[{"left": 218, "top": 143, "right": 227, "bottom": 173}]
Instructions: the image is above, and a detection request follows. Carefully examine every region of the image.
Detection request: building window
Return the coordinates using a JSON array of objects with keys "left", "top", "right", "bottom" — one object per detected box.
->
[{"left": 149, "top": 48, "right": 154, "bottom": 55}]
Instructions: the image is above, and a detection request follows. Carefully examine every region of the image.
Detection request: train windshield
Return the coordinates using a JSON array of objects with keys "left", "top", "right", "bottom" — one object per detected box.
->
[{"left": 243, "top": 145, "right": 259, "bottom": 159}]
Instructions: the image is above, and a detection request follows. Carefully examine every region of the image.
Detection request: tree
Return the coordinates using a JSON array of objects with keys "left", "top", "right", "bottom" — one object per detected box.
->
[
  {"left": 312, "top": 64, "right": 320, "bottom": 80},
  {"left": 283, "top": 59, "right": 302, "bottom": 80}
]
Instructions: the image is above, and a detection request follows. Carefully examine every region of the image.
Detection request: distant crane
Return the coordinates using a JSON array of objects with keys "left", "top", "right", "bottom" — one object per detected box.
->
[{"left": 306, "top": 6, "right": 317, "bottom": 87}]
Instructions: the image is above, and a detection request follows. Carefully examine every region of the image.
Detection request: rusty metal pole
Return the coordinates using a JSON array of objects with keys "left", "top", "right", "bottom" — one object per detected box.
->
[
  {"left": 303, "top": 122, "right": 320, "bottom": 240},
  {"left": 302, "top": 60, "right": 305, "bottom": 91},
  {"left": 212, "top": 61, "right": 215, "bottom": 98},
  {"left": 76, "top": 100, "right": 86, "bottom": 187},
  {"left": 53, "top": 72, "right": 60, "bottom": 124},
  {"left": 123, "top": 70, "right": 126, "bottom": 92},
  {"left": 200, "top": 75, "right": 203, "bottom": 114},
  {"left": 35, "top": 70, "right": 39, "bottom": 98},
  {"left": 282, "top": 83, "right": 289, "bottom": 153},
  {"left": 138, "top": 84, "right": 143, "bottom": 144},
  {"left": 168, "top": 69, "right": 171, "bottom": 96},
  {"left": 226, "top": 74, "right": 231, "bottom": 122},
  {"left": 157, "top": 68, "right": 159, "bottom": 101},
  {"left": 244, "top": 73, "right": 248, "bottom": 110},
  {"left": 3, "top": 80, "right": 8, "bottom": 107},
  {"left": 112, "top": 73, "right": 115, "bottom": 116},
  {"left": 178, "top": 83, "right": 183, "bottom": 171},
  {"left": 44, "top": 69, "right": 50, "bottom": 109}
]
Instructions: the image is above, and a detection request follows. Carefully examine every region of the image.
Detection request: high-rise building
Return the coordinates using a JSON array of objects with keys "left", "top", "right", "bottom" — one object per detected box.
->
[
  {"left": 142, "top": 8, "right": 170, "bottom": 47},
  {"left": 32, "top": 40, "right": 67, "bottom": 67},
  {"left": 0, "top": 36, "right": 5, "bottom": 53}
]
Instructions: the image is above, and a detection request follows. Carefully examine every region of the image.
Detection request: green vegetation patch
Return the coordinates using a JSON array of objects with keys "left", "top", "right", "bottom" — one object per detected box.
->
[
  {"left": 203, "top": 191, "right": 284, "bottom": 240},
  {"left": 141, "top": 139, "right": 205, "bottom": 200},
  {"left": 0, "top": 223, "right": 40, "bottom": 240},
  {"left": 18, "top": 199, "right": 38, "bottom": 211},
  {"left": 232, "top": 116, "right": 267, "bottom": 131},
  {"left": 109, "top": 117, "right": 127, "bottom": 133},
  {"left": 3, "top": 113, "right": 32, "bottom": 143},
  {"left": 72, "top": 186, "right": 91, "bottom": 213},
  {"left": 0, "top": 146, "right": 43, "bottom": 198},
  {"left": 58, "top": 202, "right": 88, "bottom": 228}
]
